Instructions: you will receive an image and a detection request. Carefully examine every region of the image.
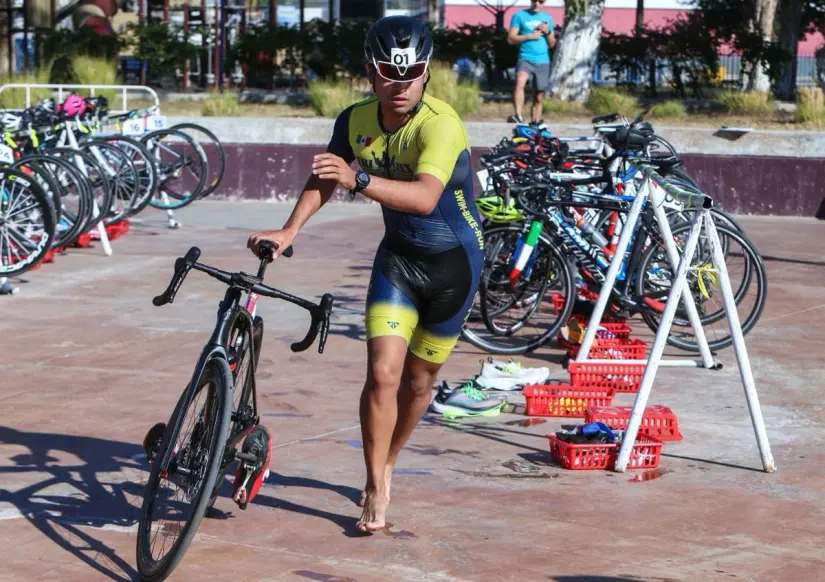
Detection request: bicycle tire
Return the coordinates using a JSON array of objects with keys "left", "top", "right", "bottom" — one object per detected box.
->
[
  {"left": 635, "top": 221, "right": 767, "bottom": 352},
  {"left": 0, "top": 167, "right": 56, "bottom": 277},
  {"left": 136, "top": 355, "right": 233, "bottom": 582},
  {"left": 460, "top": 224, "right": 576, "bottom": 355},
  {"left": 13, "top": 155, "right": 92, "bottom": 248},
  {"left": 99, "top": 135, "right": 160, "bottom": 217},
  {"left": 9, "top": 158, "right": 63, "bottom": 226},
  {"left": 168, "top": 123, "right": 226, "bottom": 199},
  {"left": 47, "top": 148, "right": 113, "bottom": 235},
  {"left": 141, "top": 129, "right": 208, "bottom": 210},
  {"left": 206, "top": 313, "right": 264, "bottom": 513},
  {"left": 79, "top": 139, "right": 141, "bottom": 225}
]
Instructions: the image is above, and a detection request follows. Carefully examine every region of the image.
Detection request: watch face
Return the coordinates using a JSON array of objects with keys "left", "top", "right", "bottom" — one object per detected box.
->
[{"left": 357, "top": 171, "right": 370, "bottom": 187}]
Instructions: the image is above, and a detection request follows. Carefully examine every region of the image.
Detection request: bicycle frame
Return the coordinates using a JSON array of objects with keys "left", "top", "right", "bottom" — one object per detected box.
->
[{"left": 156, "top": 283, "right": 254, "bottom": 474}]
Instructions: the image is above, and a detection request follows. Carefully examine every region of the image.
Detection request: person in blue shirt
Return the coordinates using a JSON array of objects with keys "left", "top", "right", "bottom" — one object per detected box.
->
[{"left": 506, "top": 0, "right": 556, "bottom": 124}]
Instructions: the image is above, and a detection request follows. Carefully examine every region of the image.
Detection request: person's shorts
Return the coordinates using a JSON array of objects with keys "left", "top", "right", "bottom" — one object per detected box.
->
[
  {"left": 517, "top": 59, "right": 551, "bottom": 93},
  {"left": 365, "top": 236, "right": 482, "bottom": 365}
]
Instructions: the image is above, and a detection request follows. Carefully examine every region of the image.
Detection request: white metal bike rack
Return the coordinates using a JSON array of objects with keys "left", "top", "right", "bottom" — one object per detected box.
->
[
  {"left": 0, "top": 84, "right": 160, "bottom": 115},
  {"left": 574, "top": 165, "right": 776, "bottom": 474}
]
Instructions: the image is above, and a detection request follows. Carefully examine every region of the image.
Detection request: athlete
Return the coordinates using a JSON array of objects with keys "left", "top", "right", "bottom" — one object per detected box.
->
[{"left": 247, "top": 15, "right": 485, "bottom": 532}]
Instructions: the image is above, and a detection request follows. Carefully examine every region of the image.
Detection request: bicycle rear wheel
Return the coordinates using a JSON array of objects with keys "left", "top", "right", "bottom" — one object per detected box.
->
[
  {"left": 136, "top": 356, "right": 232, "bottom": 582},
  {"left": 169, "top": 123, "right": 226, "bottom": 199}
]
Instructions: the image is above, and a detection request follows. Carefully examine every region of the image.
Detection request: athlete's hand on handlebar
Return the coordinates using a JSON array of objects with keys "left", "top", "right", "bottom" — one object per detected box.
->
[{"left": 247, "top": 229, "right": 296, "bottom": 260}]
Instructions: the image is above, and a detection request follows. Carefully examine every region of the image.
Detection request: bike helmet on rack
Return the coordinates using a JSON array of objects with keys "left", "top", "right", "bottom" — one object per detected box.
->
[
  {"left": 475, "top": 195, "right": 525, "bottom": 223},
  {"left": 364, "top": 16, "right": 433, "bottom": 95},
  {"left": 58, "top": 94, "right": 86, "bottom": 119}
]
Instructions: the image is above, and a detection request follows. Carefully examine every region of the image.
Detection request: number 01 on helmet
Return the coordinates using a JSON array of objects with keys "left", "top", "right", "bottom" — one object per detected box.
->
[{"left": 364, "top": 16, "right": 433, "bottom": 83}]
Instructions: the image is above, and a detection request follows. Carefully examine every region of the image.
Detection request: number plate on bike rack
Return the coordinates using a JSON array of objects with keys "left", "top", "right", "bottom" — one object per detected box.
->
[{"left": 146, "top": 115, "right": 168, "bottom": 131}]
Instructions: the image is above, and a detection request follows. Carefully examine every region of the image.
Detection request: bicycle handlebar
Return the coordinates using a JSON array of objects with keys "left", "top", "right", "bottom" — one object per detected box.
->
[{"left": 152, "top": 245, "right": 334, "bottom": 354}]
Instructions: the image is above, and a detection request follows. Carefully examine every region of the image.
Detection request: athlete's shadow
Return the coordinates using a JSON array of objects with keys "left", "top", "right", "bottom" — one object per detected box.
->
[
  {"left": 209, "top": 470, "right": 368, "bottom": 537},
  {"left": 0, "top": 425, "right": 143, "bottom": 581}
]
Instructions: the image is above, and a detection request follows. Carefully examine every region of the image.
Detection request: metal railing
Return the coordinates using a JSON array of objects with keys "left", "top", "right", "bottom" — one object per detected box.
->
[{"left": 0, "top": 84, "right": 160, "bottom": 114}]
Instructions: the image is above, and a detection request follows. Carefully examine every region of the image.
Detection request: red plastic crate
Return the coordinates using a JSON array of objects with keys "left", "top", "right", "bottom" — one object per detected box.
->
[
  {"left": 585, "top": 405, "right": 683, "bottom": 441},
  {"left": 568, "top": 361, "right": 646, "bottom": 393},
  {"left": 567, "top": 337, "right": 649, "bottom": 360},
  {"left": 547, "top": 433, "right": 663, "bottom": 470},
  {"left": 523, "top": 383, "right": 614, "bottom": 417}
]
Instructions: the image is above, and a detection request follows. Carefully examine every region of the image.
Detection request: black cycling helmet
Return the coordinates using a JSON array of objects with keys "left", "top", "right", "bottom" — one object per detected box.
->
[{"left": 364, "top": 16, "right": 433, "bottom": 82}]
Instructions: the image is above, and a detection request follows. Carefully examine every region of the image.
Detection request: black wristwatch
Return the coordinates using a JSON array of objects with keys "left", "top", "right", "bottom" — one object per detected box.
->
[{"left": 349, "top": 170, "right": 371, "bottom": 200}]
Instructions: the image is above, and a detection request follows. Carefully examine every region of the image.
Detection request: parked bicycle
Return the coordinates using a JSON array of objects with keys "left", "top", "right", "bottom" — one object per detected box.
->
[{"left": 135, "top": 240, "right": 334, "bottom": 582}]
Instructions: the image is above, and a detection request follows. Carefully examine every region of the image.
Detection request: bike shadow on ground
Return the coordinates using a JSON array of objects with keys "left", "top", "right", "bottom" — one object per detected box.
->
[
  {"left": 0, "top": 425, "right": 143, "bottom": 581},
  {"left": 209, "top": 470, "right": 370, "bottom": 538}
]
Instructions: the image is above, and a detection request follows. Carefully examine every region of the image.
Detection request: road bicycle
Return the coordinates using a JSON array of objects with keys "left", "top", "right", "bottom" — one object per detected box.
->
[{"left": 135, "top": 240, "right": 334, "bottom": 582}]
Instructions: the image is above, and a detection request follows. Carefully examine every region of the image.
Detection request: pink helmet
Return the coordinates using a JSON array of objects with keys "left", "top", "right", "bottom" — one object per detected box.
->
[{"left": 59, "top": 94, "right": 86, "bottom": 118}]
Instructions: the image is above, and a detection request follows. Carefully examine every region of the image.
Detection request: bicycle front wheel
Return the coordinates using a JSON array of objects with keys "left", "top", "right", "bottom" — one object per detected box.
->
[{"left": 136, "top": 356, "right": 233, "bottom": 582}]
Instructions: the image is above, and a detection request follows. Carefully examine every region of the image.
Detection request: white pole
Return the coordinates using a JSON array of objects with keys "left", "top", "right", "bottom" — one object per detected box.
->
[
  {"left": 66, "top": 130, "right": 113, "bottom": 256},
  {"left": 649, "top": 182, "right": 716, "bottom": 368},
  {"left": 575, "top": 174, "right": 650, "bottom": 362},
  {"left": 704, "top": 217, "right": 776, "bottom": 473},
  {"left": 614, "top": 205, "right": 705, "bottom": 472}
]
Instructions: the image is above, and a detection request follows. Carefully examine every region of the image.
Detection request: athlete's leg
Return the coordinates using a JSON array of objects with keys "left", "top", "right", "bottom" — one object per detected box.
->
[
  {"left": 357, "top": 335, "right": 408, "bottom": 531},
  {"left": 357, "top": 244, "right": 420, "bottom": 531},
  {"left": 386, "top": 352, "right": 442, "bottom": 468}
]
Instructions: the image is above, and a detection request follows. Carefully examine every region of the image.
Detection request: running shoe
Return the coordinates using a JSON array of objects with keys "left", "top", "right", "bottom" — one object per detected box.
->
[
  {"left": 475, "top": 357, "right": 550, "bottom": 390},
  {"left": 430, "top": 381, "right": 506, "bottom": 419}
]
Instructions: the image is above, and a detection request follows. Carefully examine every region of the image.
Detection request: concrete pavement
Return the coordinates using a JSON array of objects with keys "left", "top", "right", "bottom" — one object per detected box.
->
[{"left": 1, "top": 201, "right": 824, "bottom": 582}]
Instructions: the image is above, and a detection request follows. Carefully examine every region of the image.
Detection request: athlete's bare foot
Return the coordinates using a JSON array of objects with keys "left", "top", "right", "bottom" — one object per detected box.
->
[
  {"left": 358, "top": 465, "right": 393, "bottom": 507},
  {"left": 357, "top": 488, "right": 389, "bottom": 532}
]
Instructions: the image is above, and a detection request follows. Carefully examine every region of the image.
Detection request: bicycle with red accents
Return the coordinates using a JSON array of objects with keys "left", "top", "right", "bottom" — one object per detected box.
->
[{"left": 135, "top": 240, "right": 334, "bottom": 582}]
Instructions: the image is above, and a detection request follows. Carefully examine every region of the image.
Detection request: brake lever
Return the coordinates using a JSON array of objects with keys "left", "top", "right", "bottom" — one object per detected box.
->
[
  {"left": 152, "top": 246, "right": 201, "bottom": 306},
  {"left": 290, "top": 293, "right": 335, "bottom": 353}
]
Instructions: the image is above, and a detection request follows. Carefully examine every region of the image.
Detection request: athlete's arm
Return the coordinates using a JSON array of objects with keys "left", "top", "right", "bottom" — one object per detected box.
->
[{"left": 312, "top": 114, "right": 468, "bottom": 216}]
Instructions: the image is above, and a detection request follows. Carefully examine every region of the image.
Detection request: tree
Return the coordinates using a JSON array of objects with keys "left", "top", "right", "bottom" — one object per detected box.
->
[
  {"left": 475, "top": 0, "right": 519, "bottom": 30},
  {"left": 547, "top": 0, "right": 606, "bottom": 102},
  {"left": 776, "top": 0, "right": 804, "bottom": 100},
  {"left": 745, "top": 0, "right": 778, "bottom": 91}
]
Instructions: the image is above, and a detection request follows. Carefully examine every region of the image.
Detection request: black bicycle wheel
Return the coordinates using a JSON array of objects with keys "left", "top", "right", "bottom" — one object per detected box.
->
[
  {"left": 9, "top": 158, "right": 62, "bottom": 226},
  {"left": 168, "top": 123, "right": 226, "bottom": 199},
  {"left": 99, "top": 135, "right": 159, "bottom": 217},
  {"left": 13, "top": 155, "right": 92, "bottom": 248},
  {"left": 141, "top": 129, "right": 208, "bottom": 210},
  {"left": 79, "top": 139, "right": 140, "bottom": 225},
  {"left": 136, "top": 356, "right": 232, "bottom": 582},
  {"left": 0, "top": 167, "right": 56, "bottom": 277},
  {"left": 47, "top": 148, "right": 112, "bottom": 235},
  {"left": 460, "top": 224, "right": 576, "bottom": 355},
  {"left": 205, "top": 312, "right": 264, "bottom": 513},
  {"left": 635, "top": 221, "right": 767, "bottom": 352}
]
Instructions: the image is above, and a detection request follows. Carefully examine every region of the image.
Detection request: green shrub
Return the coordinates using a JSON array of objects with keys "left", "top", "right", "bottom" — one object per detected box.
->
[
  {"left": 542, "top": 98, "right": 585, "bottom": 115},
  {"left": 425, "top": 60, "right": 482, "bottom": 117},
  {"left": 717, "top": 90, "right": 773, "bottom": 115},
  {"left": 202, "top": 92, "right": 241, "bottom": 116},
  {"left": 0, "top": 70, "right": 51, "bottom": 109},
  {"left": 307, "top": 79, "right": 363, "bottom": 117},
  {"left": 648, "top": 100, "right": 687, "bottom": 119},
  {"left": 795, "top": 87, "right": 825, "bottom": 123},
  {"left": 67, "top": 56, "right": 119, "bottom": 104},
  {"left": 585, "top": 86, "right": 640, "bottom": 115}
]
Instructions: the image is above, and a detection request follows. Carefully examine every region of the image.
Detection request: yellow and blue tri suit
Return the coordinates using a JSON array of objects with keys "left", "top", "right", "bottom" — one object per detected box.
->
[{"left": 326, "top": 93, "right": 484, "bottom": 364}]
